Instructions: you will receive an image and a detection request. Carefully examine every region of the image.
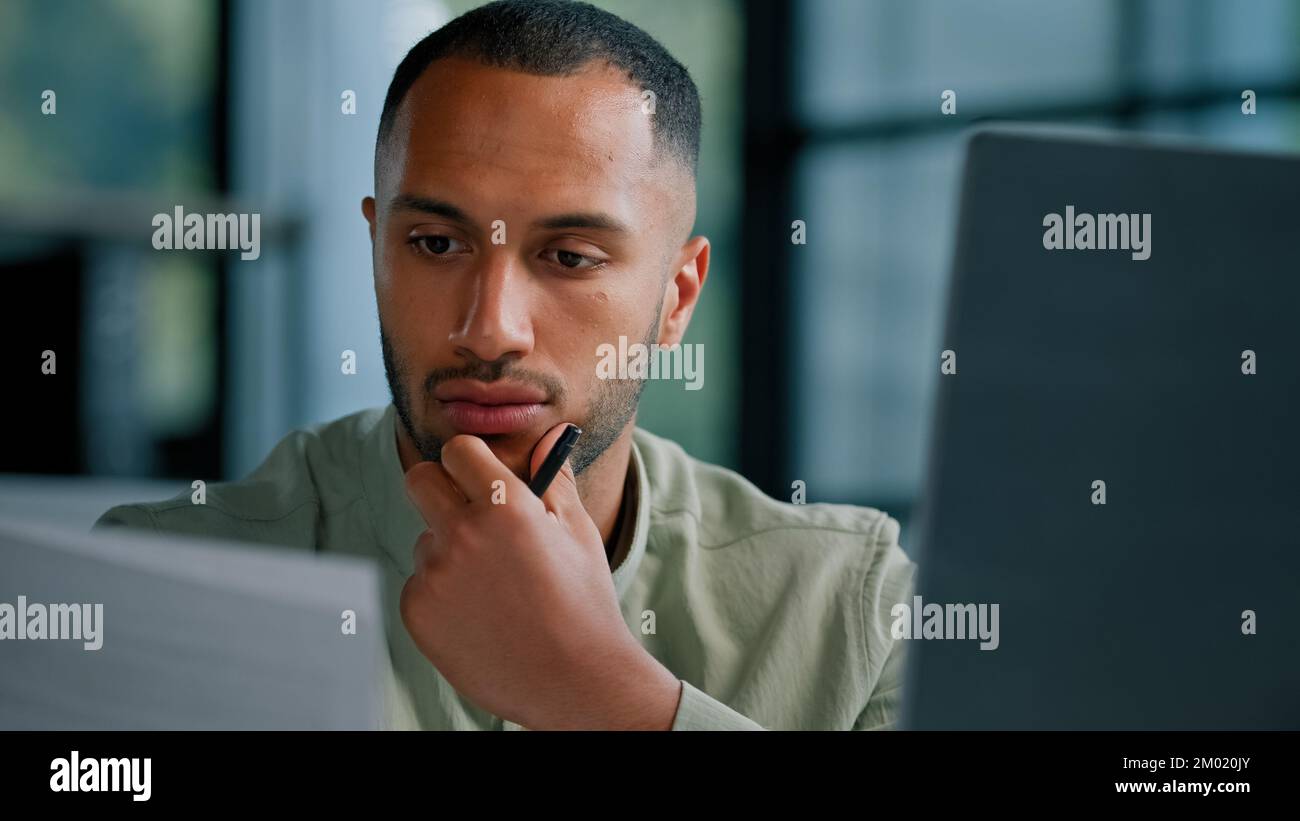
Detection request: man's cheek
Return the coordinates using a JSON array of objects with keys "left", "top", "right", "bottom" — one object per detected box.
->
[{"left": 398, "top": 314, "right": 451, "bottom": 369}]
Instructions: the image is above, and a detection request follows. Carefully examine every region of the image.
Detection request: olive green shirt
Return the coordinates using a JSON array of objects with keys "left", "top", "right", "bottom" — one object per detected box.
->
[{"left": 94, "top": 404, "right": 915, "bottom": 730}]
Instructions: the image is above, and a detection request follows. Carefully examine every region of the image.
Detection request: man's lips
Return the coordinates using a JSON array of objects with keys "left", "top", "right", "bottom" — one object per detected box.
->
[
  {"left": 433, "top": 380, "right": 549, "bottom": 435},
  {"left": 438, "top": 400, "right": 545, "bottom": 435},
  {"left": 433, "top": 380, "right": 547, "bottom": 405}
]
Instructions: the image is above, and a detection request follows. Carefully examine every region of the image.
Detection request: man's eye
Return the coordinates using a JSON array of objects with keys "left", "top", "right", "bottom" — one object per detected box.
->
[
  {"left": 410, "top": 235, "right": 466, "bottom": 256},
  {"left": 544, "top": 249, "right": 602, "bottom": 270}
]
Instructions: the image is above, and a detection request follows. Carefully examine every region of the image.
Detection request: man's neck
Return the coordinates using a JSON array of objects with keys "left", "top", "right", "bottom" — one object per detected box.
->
[{"left": 394, "top": 420, "right": 635, "bottom": 553}]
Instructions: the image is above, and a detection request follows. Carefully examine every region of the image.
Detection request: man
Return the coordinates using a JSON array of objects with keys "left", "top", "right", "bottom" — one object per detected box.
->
[{"left": 96, "top": 0, "right": 914, "bottom": 730}]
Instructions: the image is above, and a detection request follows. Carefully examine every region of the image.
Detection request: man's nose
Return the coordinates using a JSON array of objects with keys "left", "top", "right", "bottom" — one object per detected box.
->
[{"left": 448, "top": 251, "right": 535, "bottom": 364}]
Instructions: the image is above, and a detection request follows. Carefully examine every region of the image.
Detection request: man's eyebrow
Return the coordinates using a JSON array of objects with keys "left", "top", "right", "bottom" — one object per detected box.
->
[
  {"left": 389, "top": 194, "right": 473, "bottom": 224},
  {"left": 533, "top": 212, "right": 631, "bottom": 234}
]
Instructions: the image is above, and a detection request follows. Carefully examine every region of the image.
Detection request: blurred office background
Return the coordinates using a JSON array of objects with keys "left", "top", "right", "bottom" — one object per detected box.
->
[{"left": 0, "top": 0, "right": 1297, "bottom": 540}]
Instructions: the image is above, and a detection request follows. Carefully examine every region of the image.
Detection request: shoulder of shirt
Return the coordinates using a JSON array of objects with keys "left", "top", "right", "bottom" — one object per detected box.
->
[
  {"left": 631, "top": 426, "right": 916, "bottom": 686},
  {"left": 632, "top": 426, "right": 903, "bottom": 553},
  {"left": 92, "top": 406, "right": 387, "bottom": 546}
]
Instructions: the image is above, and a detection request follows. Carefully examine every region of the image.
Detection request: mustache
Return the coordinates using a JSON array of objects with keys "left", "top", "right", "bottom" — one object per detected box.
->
[{"left": 422, "top": 359, "right": 566, "bottom": 405}]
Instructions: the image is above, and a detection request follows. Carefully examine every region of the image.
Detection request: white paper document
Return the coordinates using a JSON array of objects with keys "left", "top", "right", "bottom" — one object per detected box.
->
[{"left": 0, "top": 519, "right": 383, "bottom": 730}]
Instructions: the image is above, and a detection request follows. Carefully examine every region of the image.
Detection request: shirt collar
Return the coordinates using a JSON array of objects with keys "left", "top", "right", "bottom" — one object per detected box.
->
[{"left": 360, "top": 404, "right": 649, "bottom": 600}]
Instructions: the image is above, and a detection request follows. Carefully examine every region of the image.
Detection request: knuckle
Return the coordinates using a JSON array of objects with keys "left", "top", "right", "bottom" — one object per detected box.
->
[
  {"left": 403, "top": 462, "right": 432, "bottom": 493},
  {"left": 440, "top": 434, "right": 476, "bottom": 463},
  {"left": 409, "top": 558, "right": 445, "bottom": 602},
  {"left": 411, "top": 530, "right": 437, "bottom": 566}
]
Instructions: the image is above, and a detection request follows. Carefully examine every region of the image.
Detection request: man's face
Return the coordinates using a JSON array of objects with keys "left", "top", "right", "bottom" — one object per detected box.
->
[{"left": 365, "top": 57, "right": 697, "bottom": 480}]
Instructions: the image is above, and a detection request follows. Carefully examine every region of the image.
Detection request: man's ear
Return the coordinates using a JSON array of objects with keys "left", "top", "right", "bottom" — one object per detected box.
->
[
  {"left": 362, "top": 196, "right": 377, "bottom": 243},
  {"left": 658, "top": 235, "right": 710, "bottom": 347}
]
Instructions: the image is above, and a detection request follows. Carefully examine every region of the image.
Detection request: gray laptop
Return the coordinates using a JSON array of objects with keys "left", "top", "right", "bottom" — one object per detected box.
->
[
  {"left": 0, "top": 519, "right": 384, "bottom": 730},
  {"left": 903, "top": 126, "right": 1300, "bottom": 729}
]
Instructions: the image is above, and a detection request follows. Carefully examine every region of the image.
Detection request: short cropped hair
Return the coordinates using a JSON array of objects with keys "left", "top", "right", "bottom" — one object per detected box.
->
[{"left": 376, "top": 0, "right": 702, "bottom": 177}]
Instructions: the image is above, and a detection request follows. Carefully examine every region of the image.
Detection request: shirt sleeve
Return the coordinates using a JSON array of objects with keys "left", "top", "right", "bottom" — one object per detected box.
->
[
  {"left": 670, "top": 679, "right": 766, "bottom": 730},
  {"left": 854, "top": 517, "right": 917, "bottom": 731},
  {"left": 851, "top": 632, "right": 908, "bottom": 730}
]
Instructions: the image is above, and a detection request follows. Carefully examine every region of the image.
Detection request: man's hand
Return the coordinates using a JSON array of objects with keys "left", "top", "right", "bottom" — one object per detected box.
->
[{"left": 398, "top": 422, "right": 682, "bottom": 729}]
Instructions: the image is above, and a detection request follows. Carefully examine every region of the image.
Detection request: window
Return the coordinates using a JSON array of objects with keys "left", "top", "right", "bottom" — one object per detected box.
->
[
  {"left": 738, "top": 0, "right": 1300, "bottom": 538},
  {"left": 0, "top": 0, "right": 221, "bottom": 478}
]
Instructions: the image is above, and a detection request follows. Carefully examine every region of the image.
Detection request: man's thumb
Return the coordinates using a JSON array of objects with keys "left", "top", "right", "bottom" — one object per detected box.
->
[{"left": 528, "top": 422, "right": 575, "bottom": 483}]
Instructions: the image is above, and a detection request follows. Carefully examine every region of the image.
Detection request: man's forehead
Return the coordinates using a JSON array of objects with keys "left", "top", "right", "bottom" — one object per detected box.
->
[{"left": 383, "top": 57, "right": 660, "bottom": 196}]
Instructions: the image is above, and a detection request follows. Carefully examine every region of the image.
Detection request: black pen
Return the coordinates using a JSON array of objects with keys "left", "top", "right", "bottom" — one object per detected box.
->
[{"left": 528, "top": 424, "right": 582, "bottom": 497}]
